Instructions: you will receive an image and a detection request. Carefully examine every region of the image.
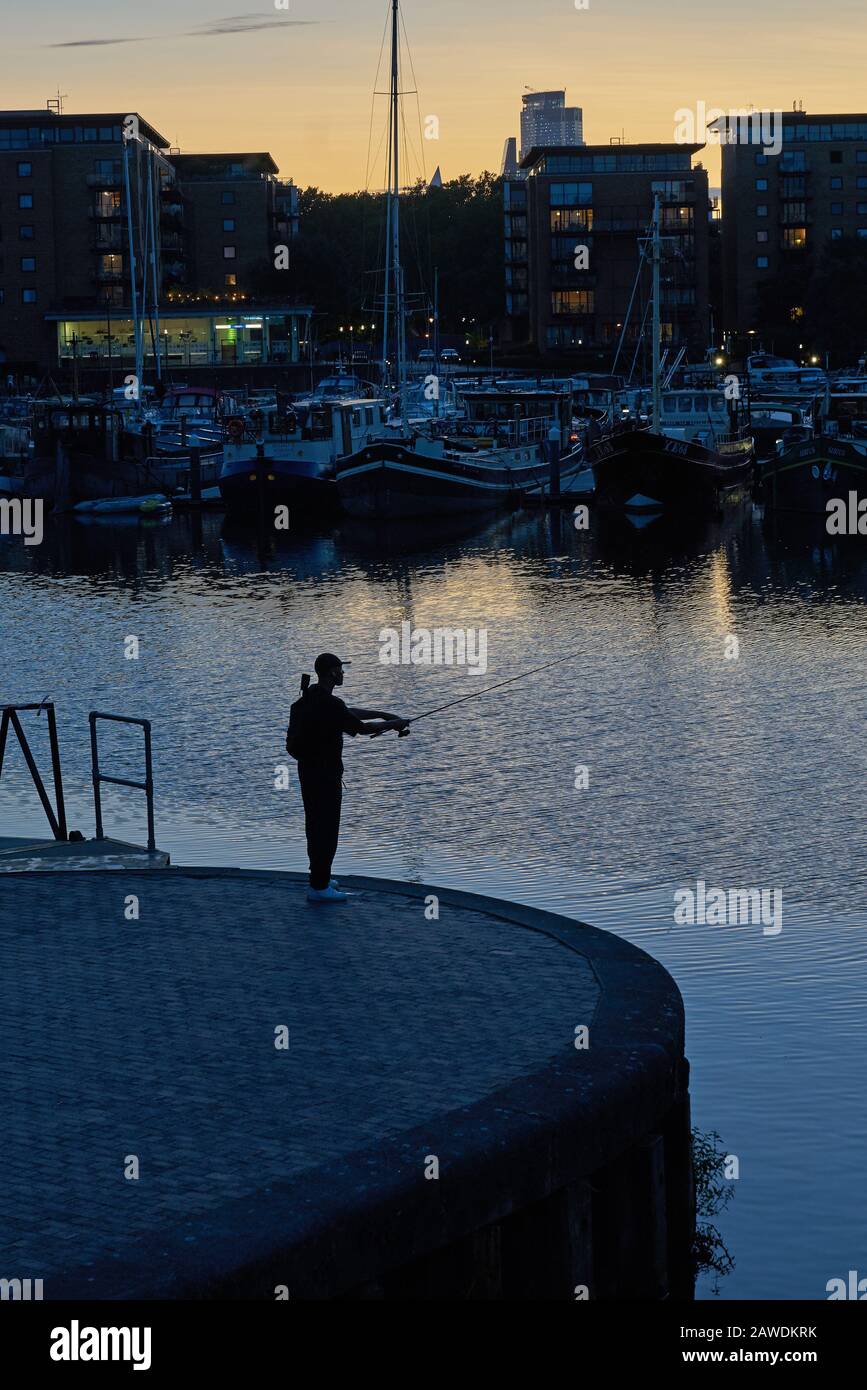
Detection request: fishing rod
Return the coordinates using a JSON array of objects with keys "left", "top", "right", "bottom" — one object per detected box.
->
[{"left": 374, "top": 648, "right": 585, "bottom": 737}]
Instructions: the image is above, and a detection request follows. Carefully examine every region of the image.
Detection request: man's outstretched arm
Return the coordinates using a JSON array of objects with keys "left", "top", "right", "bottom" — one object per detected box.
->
[
  {"left": 349, "top": 706, "right": 400, "bottom": 721},
  {"left": 357, "top": 717, "right": 409, "bottom": 737}
]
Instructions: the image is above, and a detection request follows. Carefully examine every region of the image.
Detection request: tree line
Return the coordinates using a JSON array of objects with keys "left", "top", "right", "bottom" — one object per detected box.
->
[{"left": 249, "top": 173, "right": 505, "bottom": 352}]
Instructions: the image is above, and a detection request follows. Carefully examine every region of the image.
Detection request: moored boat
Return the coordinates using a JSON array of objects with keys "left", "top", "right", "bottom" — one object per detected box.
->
[
  {"left": 336, "top": 434, "right": 580, "bottom": 518},
  {"left": 760, "top": 434, "right": 867, "bottom": 515},
  {"left": 218, "top": 394, "right": 389, "bottom": 517},
  {"left": 336, "top": 387, "right": 586, "bottom": 518},
  {"left": 591, "top": 423, "right": 754, "bottom": 513}
]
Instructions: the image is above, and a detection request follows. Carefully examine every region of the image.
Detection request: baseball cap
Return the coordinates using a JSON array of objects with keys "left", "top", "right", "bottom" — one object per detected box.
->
[{"left": 314, "top": 652, "right": 351, "bottom": 676}]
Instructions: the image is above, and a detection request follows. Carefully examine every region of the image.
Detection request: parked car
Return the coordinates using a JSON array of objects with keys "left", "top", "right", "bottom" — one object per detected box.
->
[{"left": 441, "top": 348, "right": 460, "bottom": 363}]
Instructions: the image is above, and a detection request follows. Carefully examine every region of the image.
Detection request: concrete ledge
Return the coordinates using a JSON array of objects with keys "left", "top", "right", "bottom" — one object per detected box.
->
[{"left": 0, "top": 868, "right": 689, "bottom": 1300}]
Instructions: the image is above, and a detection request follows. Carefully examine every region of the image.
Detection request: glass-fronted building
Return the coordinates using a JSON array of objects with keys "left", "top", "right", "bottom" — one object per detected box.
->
[{"left": 49, "top": 305, "right": 314, "bottom": 370}]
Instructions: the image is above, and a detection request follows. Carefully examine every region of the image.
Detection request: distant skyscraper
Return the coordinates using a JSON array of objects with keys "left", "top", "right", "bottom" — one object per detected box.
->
[
  {"left": 500, "top": 137, "right": 519, "bottom": 179},
  {"left": 519, "top": 90, "right": 584, "bottom": 160}
]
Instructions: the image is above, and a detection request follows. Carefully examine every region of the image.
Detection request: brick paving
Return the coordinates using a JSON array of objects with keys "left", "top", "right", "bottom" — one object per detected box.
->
[{"left": 0, "top": 869, "right": 601, "bottom": 1293}]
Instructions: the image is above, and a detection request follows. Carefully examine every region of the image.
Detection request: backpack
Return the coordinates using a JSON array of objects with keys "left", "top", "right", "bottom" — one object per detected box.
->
[
  {"left": 285, "top": 697, "right": 305, "bottom": 760},
  {"left": 285, "top": 675, "right": 312, "bottom": 760}
]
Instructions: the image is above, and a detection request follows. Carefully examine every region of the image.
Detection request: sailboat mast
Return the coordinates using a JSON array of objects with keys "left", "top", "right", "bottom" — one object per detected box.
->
[
  {"left": 147, "top": 151, "right": 162, "bottom": 382},
  {"left": 390, "top": 0, "right": 405, "bottom": 408},
  {"left": 651, "top": 194, "right": 661, "bottom": 433},
  {"left": 122, "top": 133, "right": 143, "bottom": 410}
]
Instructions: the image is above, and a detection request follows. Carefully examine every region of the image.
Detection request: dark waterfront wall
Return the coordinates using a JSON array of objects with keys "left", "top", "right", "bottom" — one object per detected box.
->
[{"left": 3, "top": 869, "right": 694, "bottom": 1302}]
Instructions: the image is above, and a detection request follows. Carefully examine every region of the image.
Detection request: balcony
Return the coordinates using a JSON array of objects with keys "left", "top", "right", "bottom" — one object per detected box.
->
[
  {"left": 88, "top": 207, "right": 124, "bottom": 223},
  {"left": 90, "top": 267, "right": 127, "bottom": 284},
  {"left": 91, "top": 236, "right": 125, "bottom": 253},
  {"left": 86, "top": 172, "right": 122, "bottom": 189},
  {"left": 550, "top": 268, "right": 598, "bottom": 289}
]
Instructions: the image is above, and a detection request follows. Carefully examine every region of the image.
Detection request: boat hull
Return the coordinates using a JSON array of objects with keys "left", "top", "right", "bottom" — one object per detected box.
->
[
  {"left": 760, "top": 435, "right": 867, "bottom": 514},
  {"left": 336, "top": 440, "right": 582, "bottom": 518},
  {"left": 592, "top": 428, "right": 754, "bottom": 513},
  {"left": 218, "top": 456, "right": 338, "bottom": 517}
]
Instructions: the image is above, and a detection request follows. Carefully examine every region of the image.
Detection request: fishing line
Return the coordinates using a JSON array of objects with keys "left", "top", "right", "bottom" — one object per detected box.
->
[{"left": 401, "top": 648, "right": 585, "bottom": 728}]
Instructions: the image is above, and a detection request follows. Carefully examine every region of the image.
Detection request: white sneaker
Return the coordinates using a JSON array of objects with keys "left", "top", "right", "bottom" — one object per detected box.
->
[{"left": 307, "top": 885, "right": 348, "bottom": 904}]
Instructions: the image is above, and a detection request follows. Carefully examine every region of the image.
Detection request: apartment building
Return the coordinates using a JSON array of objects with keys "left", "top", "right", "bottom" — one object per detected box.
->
[
  {"left": 506, "top": 142, "right": 710, "bottom": 358},
  {"left": 720, "top": 110, "right": 867, "bottom": 337},
  {"left": 0, "top": 108, "right": 304, "bottom": 376}
]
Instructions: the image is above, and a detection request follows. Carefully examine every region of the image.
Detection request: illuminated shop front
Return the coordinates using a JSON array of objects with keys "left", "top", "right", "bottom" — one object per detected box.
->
[{"left": 49, "top": 306, "right": 313, "bottom": 369}]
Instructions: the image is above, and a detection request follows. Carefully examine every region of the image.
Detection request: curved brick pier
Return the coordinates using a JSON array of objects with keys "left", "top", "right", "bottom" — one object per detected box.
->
[{"left": 0, "top": 869, "right": 692, "bottom": 1300}]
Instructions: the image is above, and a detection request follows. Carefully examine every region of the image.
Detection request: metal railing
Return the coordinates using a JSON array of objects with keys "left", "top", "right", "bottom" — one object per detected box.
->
[
  {"left": 0, "top": 701, "right": 68, "bottom": 841},
  {"left": 89, "top": 712, "right": 156, "bottom": 852}
]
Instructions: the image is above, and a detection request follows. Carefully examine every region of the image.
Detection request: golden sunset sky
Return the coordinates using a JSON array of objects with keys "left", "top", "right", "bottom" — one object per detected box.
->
[{"left": 3, "top": 0, "right": 865, "bottom": 191}]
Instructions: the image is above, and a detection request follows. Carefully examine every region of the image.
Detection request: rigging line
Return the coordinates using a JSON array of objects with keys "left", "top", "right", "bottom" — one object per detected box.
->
[
  {"left": 364, "top": 1, "right": 393, "bottom": 194},
  {"left": 405, "top": 649, "right": 587, "bottom": 726},
  {"left": 399, "top": 4, "right": 428, "bottom": 186}
]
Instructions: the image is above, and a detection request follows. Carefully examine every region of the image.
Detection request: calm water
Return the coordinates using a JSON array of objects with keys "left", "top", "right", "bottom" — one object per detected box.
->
[{"left": 2, "top": 503, "right": 866, "bottom": 1300}]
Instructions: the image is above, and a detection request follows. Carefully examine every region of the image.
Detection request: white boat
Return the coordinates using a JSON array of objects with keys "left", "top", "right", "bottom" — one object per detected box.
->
[
  {"left": 747, "top": 354, "right": 826, "bottom": 393},
  {"left": 73, "top": 494, "right": 172, "bottom": 516},
  {"left": 219, "top": 393, "right": 391, "bottom": 516}
]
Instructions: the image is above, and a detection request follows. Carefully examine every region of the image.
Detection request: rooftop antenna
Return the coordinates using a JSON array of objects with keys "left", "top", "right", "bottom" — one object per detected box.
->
[{"left": 47, "top": 90, "right": 68, "bottom": 115}]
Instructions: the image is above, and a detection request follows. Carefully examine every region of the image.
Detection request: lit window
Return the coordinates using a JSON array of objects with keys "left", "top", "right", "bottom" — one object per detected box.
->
[
  {"left": 756, "top": 256, "right": 769, "bottom": 268},
  {"left": 17, "top": 161, "right": 32, "bottom": 177},
  {"left": 18, "top": 193, "right": 33, "bottom": 209},
  {"left": 756, "top": 230, "right": 768, "bottom": 242},
  {"left": 21, "top": 288, "right": 37, "bottom": 303},
  {"left": 755, "top": 179, "right": 768, "bottom": 191},
  {"left": 223, "top": 218, "right": 235, "bottom": 232},
  {"left": 221, "top": 191, "right": 235, "bottom": 205},
  {"left": 831, "top": 228, "right": 843, "bottom": 239},
  {"left": 550, "top": 289, "right": 594, "bottom": 314},
  {"left": 20, "top": 256, "right": 36, "bottom": 271},
  {"left": 756, "top": 205, "right": 768, "bottom": 217},
  {"left": 783, "top": 227, "right": 807, "bottom": 248},
  {"left": 831, "top": 177, "right": 843, "bottom": 189},
  {"left": 225, "top": 274, "right": 237, "bottom": 287},
  {"left": 223, "top": 246, "right": 236, "bottom": 259},
  {"left": 19, "top": 225, "right": 34, "bottom": 239}
]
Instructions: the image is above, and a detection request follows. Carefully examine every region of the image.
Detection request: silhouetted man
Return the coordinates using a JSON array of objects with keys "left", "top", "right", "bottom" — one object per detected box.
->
[{"left": 286, "top": 653, "right": 409, "bottom": 903}]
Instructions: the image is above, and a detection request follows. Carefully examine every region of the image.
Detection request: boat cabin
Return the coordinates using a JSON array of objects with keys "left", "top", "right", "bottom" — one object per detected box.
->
[
  {"left": 224, "top": 395, "right": 389, "bottom": 462},
  {"left": 31, "top": 401, "right": 123, "bottom": 460},
  {"left": 456, "top": 387, "right": 574, "bottom": 445},
  {"left": 659, "top": 390, "right": 736, "bottom": 444}
]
